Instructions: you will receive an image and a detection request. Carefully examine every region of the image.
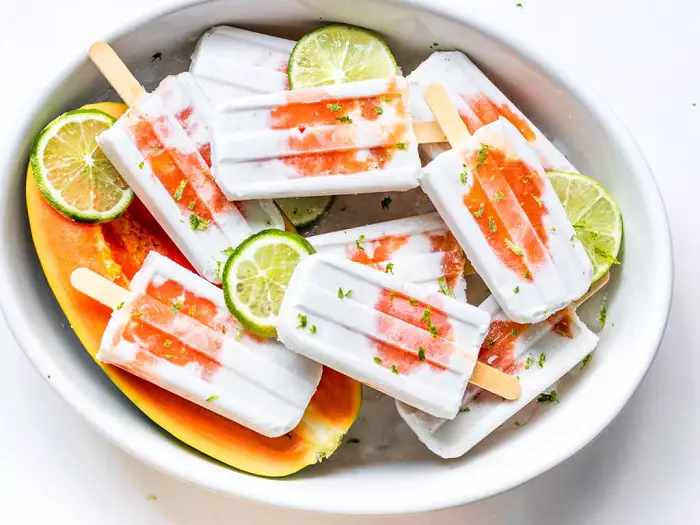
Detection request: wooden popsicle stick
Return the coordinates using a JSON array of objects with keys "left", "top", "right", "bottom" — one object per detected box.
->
[
  {"left": 70, "top": 268, "right": 129, "bottom": 310},
  {"left": 471, "top": 361, "right": 521, "bottom": 400},
  {"left": 574, "top": 272, "right": 610, "bottom": 309},
  {"left": 423, "top": 83, "right": 471, "bottom": 148},
  {"left": 89, "top": 42, "right": 146, "bottom": 107},
  {"left": 413, "top": 120, "right": 447, "bottom": 144}
]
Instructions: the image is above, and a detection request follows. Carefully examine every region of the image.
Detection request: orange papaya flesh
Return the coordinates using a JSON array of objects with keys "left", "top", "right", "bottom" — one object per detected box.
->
[{"left": 26, "top": 102, "right": 362, "bottom": 477}]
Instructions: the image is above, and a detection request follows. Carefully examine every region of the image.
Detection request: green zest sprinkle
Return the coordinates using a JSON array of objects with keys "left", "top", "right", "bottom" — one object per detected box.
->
[
  {"left": 409, "top": 298, "right": 418, "bottom": 306},
  {"left": 531, "top": 194, "right": 543, "bottom": 207},
  {"left": 327, "top": 103, "right": 342, "bottom": 112},
  {"left": 538, "top": 352, "right": 546, "bottom": 368},
  {"left": 599, "top": 304, "right": 608, "bottom": 328},
  {"left": 595, "top": 246, "right": 621, "bottom": 265},
  {"left": 355, "top": 234, "right": 366, "bottom": 252},
  {"left": 494, "top": 192, "right": 505, "bottom": 202},
  {"left": 438, "top": 277, "right": 455, "bottom": 298},
  {"left": 505, "top": 238, "right": 525, "bottom": 256},
  {"left": 189, "top": 213, "right": 209, "bottom": 231},
  {"left": 188, "top": 201, "right": 196, "bottom": 210},
  {"left": 297, "top": 313, "right": 308, "bottom": 329},
  {"left": 164, "top": 339, "right": 172, "bottom": 348},
  {"left": 525, "top": 355, "right": 533, "bottom": 369},
  {"left": 133, "top": 312, "right": 143, "bottom": 318},
  {"left": 216, "top": 261, "right": 223, "bottom": 279},
  {"left": 171, "top": 301, "right": 183, "bottom": 313},
  {"left": 537, "top": 391, "right": 559, "bottom": 404},
  {"left": 581, "top": 353, "right": 593, "bottom": 370},
  {"left": 459, "top": 407, "right": 470, "bottom": 413},
  {"left": 421, "top": 307, "right": 432, "bottom": 322},
  {"left": 337, "top": 287, "right": 353, "bottom": 299},
  {"left": 396, "top": 142, "right": 408, "bottom": 150},
  {"left": 385, "top": 262, "right": 394, "bottom": 274},
  {"left": 138, "top": 160, "right": 145, "bottom": 170},
  {"left": 511, "top": 329, "right": 519, "bottom": 337},
  {"left": 476, "top": 143, "right": 490, "bottom": 169},
  {"left": 116, "top": 301, "right": 125, "bottom": 310},
  {"left": 374, "top": 356, "right": 383, "bottom": 364},
  {"left": 347, "top": 437, "right": 360, "bottom": 444},
  {"left": 309, "top": 325, "right": 317, "bottom": 334},
  {"left": 205, "top": 395, "right": 219, "bottom": 403},
  {"left": 222, "top": 247, "right": 235, "bottom": 258},
  {"left": 460, "top": 170, "right": 468, "bottom": 185},
  {"left": 483, "top": 336, "right": 496, "bottom": 349},
  {"left": 429, "top": 324, "right": 439, "bottom": 338},
  {"left": 146, "top": 495, "right": 157, "bottom": 501},
  {"left": 374, "top": 106, "right": 384, "bottom": 115},
  {"left": 514, "top": 286, "right": 520, "bottom": 294},
  {"left": 336, "top": 115, "right": 353, "bottom": 123},
  {"left": 173, "top": 180, "right": 187, "bottom": 201},
  {"left": 391, "top": 364, "right": 400, "bottom": 375},
  {"left": 188, "top": 305, "right": 196, "bottom": 316},
  {"left": 473, "top": 204, "right": 484, "bottom": 218},
  {"left": 550, "top": 226, "right": 557, "bottom": 233},
  {"left": 514, "top": 421, "right": 522, "bottom": 427},
  {"left": 381, "top": 196, "right": 392, "bottom": 209},
  {"left": 489, "top": 217, "right": 497, "bottom": 233},
  {"left": 524, "top": 270, "right": 532, "bottom": 279},
  {"left": 234, "top": 328, "right": 244, "bottom": 341},
  {"left": 418, "top": 346, "right": 426, "bottom": 361}
]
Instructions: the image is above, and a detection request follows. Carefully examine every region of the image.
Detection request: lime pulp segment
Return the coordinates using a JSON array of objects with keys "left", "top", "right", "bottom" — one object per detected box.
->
[
  {"left": 30, "top": 109, "right": 133, "bottom": 223},
  {"left": 288, "top": 24, "right": 398, "bottom": 89},
  {"left": 223, "top": 230, "right": 316, "bottom": 337},
  {"left": 547, "top": 171, "right": 623, "bottom": 281}
]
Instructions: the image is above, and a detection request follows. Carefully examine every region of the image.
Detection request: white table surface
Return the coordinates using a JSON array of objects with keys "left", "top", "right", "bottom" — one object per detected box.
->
[{"left": 1, "top": 0, "right": 698, "bottom": 523}]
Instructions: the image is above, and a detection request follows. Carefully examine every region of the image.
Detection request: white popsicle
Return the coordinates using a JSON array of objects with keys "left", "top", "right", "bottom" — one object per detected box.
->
[
  {"left": 419, "top": 84, "right": 593, "bottom": 323},
  {"left": 89, "top": 251, "right": 322, "bottom": 438},
  {"left": 90, "top": 43, "right": 285, "bottom": 283},
  {"left": 277, "top": 254, "right": 493, "bottom": 418},
  {"left": 408, "top": 51, "right": 577, "bottom": 171},
  {"left": 309, "top": 213, "right": 468, "bottom": 301},
  {"left": 190, "top": 26, "right": 296, "bottom": 106},
  {"left": 211, "top": 77, "right": 422, "bottom": 200},
  {"left": 397, "top": 294, "right": 598, "bottom": 458}
]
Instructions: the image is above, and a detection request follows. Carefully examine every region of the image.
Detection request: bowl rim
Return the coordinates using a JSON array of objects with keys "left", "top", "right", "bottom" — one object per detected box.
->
[{"left": 0, "top": 0, "right": 673, "bottom": 515}]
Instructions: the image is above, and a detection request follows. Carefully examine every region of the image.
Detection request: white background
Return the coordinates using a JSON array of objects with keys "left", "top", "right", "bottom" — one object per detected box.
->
[{"left": 0, "top": 0, "right": 698, "bottom": 523}]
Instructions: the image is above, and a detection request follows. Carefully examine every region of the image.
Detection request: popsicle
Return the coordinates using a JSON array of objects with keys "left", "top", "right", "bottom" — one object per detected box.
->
[
  {"left": 397, "top": 274, "right": 607, "bottom": 458},
  {"left": 190, "top": 26, "right": 296, "bottom": 106},
  {"left": 211, "top": 76, "right": 422, "bottom": 200},
  {"left": 71, "top": 251, "right": 322, "bottom": 438},
  {"left": 90, "top": 42, "right": 284, "bottom": 283},
  {"left": 309, "top": 213, "right": 469, "bottom": 301},
  {"left": 419, "top": 84, "right": 593, "bottom": 323},
  {"left": 277, "top": 254, "right": 521, "bottom": 419},
  {"left": 408, "top": 51, "right": 577, "bottom": 171}
]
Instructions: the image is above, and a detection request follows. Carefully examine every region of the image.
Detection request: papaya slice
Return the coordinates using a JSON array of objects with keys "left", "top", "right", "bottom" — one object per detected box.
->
[{"left": 26, "top": 102, "right": 361, "bottom": 477}]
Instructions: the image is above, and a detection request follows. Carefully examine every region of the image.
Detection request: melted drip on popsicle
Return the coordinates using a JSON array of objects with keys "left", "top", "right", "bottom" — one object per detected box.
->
[
  {"left": 372, "top": 290, "right": 454, "bottom": 374},
  {"left": 462, "top": 146, "right": 549, "bottom": 279}
]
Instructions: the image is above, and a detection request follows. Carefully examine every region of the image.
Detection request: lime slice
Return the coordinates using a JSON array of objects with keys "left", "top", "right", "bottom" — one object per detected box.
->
[
  {"left": 548, "top": 171, "right": 623, "bottom": 282},
  {"left": 30, "top": 109, "right": 133, "bottom": 223},
  {"left": 275, "top": 196, "right": 335, "bottom": 229},
  {"left": 288, "top": 24, "right": 398, "bottom": 88},
  {"left": 223, "top": 230, "right": 316, "bottom": 337}
]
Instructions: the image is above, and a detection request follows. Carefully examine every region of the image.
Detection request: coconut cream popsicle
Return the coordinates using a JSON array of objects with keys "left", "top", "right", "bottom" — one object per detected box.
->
[
  {"left": 419, "top": 85, "right": 593, "bottom": 324},
  {"left": 79, "top": 251, "right": 322, "bottom": 438},
  {"left": 277, "top": 254, "right": 523, "bottom": 418},
  {"left": 190, "top": 26, "right": 296, "bottom": 106},
  {"left": 397, "top": 289, "right": 600, "bottom": 458},
  {"left": 90, "top": 43, "right": 284, "bottom": 283},
  {"left": 211, "top": 76, "right": 422, "bottom": 200},
  {"left": 408, "top": 51, "right": 577, "bottom": 171},
  {"left": 309, "top": 213, "right": 468, "bottom": 301}
]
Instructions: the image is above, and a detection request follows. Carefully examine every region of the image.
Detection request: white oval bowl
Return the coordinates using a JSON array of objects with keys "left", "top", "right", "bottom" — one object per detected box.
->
[{"left": 0, "top": 0, "right": 672, "bottom": 515}]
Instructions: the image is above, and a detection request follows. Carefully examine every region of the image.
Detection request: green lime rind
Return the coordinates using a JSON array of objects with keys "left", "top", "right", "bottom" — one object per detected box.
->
[
  {"left": 288, "top": 24, "right": 398, "bottom": 89},
  {"left": 30, "top": 109, "right": 133, "bottom": 223},
  {"left": 547, "top": 171, "right": 623, "bottom": 282},
  {"left": 222, "top": 229, "right": 316, "bottom": 338},
  {"left": 275, "top": 196, "right": 335, "bottom": 229}
]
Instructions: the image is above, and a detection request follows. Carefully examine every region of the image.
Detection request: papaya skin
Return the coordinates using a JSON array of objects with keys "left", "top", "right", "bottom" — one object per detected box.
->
[{"left": 26, "top": 102, "right": 362, "bottom": 477}]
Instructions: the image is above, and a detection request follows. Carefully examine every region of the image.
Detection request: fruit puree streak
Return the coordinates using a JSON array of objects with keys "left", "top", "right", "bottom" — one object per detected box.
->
[{"left": 462, "top": 145, "right": 549, "bottom": 278}]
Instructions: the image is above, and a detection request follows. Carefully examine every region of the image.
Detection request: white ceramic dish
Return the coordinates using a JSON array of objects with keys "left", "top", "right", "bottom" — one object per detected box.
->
[{"left": 0, "top": 0, "right": 672, "bottom": 515}]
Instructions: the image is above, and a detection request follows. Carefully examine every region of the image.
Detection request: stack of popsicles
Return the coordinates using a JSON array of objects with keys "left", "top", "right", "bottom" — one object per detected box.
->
[{"left": 76, "top": 26, "right": 604, "bottom": 458}]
